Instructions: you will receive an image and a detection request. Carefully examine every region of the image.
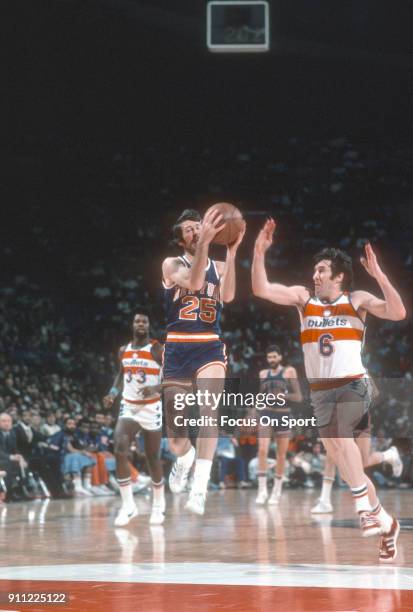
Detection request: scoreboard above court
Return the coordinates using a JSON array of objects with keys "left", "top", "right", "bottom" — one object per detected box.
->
[{"left": 207, "top": 1, "right": 270, "bottom": 53}]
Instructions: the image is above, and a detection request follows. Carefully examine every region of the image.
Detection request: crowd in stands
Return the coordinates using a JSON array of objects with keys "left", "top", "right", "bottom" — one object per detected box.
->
[{"left": 2, "top": 136, "right": 412, "bottom": 501}]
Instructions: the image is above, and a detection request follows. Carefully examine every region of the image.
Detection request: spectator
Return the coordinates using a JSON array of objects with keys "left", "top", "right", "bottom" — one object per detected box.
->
[
  {"left": 41, "top": 412, "right": 61, "bottom": 437},
  {"left": 49, "top": 417, "right": 96, "bottom": 496},
  {"left": 0, "top": 412, "right": 28, "bottom": 499},
  {"left": 14, "top": 410, "right": 37, "bottom": 461},
  {"left": 215, "top": 434, "right": 249, "bottom": 489}
]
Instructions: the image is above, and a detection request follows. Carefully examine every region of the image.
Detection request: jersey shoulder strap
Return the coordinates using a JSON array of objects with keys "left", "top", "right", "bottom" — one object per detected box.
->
[{"left": 180, "top": 255, "right": 191, "bottom": 268}]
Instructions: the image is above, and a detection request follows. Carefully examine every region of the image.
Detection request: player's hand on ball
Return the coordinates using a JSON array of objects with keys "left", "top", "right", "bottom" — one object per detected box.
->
[
  {"left": 360, "top": 242, "right": 384, "bottom": 280},
  {"left": 227, "top": 219, "right": 246, "bottom": 254},
  {"left": 254, "top": 218, "right": 276, "bottom": 255},
  {"left": 199, "top": 208, "right": 226, "bottom": 244}
]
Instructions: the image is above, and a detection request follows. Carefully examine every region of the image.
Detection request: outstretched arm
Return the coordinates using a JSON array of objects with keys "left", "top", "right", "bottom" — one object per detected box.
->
[
  {"left": 252, "top": 218, "right": 308, "bottom": 307},
  {"left": 218, "top": 220, "right": 246, "bottom": 303},
  {"left": 352, "top": 243, "right": 406, "bottom": 321},
  {"left": 162, "top": 209, "right": 225, "bottom": 291}
]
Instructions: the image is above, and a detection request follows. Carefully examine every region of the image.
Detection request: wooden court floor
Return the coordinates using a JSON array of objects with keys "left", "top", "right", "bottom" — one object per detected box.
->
[{"left": 0, "top": 488, "right": 412, "bottom": 611}]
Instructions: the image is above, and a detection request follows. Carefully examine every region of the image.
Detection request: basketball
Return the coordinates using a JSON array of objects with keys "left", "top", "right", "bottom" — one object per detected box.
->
[{"left": 206, "top": 202, "right": 244, "bottom": 245}]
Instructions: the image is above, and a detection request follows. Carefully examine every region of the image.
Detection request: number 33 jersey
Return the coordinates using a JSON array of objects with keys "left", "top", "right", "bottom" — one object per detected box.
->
[
  {"left": 163, "top": 255, "right": 223, "bottom": 340},
  {"left": 299, "top": 292, "right": 366, "bottom": 390},
  {"left": 121, "top": 341, "right": 161, "bottom": 403}
]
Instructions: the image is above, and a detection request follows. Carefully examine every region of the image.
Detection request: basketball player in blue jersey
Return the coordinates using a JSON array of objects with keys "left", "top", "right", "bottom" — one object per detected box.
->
[
  {"left": 252, "top": 218, "right": 406, "bottom": 561},
  {"left": 255, "top": 345, "right": 302, "bottom": 505},
  {"left": 162, "top": 208, "right": 245, "bottom": 515},
  {"left": 103, "top": 312, "right": 165, "bottom": 527}
]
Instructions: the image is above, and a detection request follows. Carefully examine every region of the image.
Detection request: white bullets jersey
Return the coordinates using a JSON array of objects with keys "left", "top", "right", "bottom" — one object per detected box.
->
[
  {"left": 121, "top": 341, "right": 161, "bottom": 404},
  {"left": 299, "top": 293, "right": 366, "bottom": 390}
]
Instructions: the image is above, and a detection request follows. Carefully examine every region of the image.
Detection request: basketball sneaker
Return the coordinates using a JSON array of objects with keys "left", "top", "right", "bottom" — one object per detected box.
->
[
  {"left": 268, "top": 490, "right": 281, "bottom": 506},
  {"left": 99, "top": 484, "right": 116, "bottom": 496},
  {"left": 136, "top": 474, "right": 152, "bottom": 487},
  {"left": 185, "top": 491, "right": 206, "bottom": 515},
  {"left": 114, "top": 504, "right": 138, "bottom": 527},
  {"left": 74, "top": 486, "right": 93, "bottom": 497},
  {"left": 386, "top": 446, "right": 403, "bottom": 478},
  {"left": 311, "top": 499, "right": 333, "bottom": 514},
  {"left": 89, "top": 485, "right": 107, "bottom": 496},
  {"left": 255, "top": 490, "right": 268, "bottom": 505},
  {"left": 379, "top": 518, "right": 400, "bottom": 562},
  {"left": 169, "top": 447, "right": 195, "bottom": 494},
  {"left": 360, "top": 511, "right": 382, "bottom": 537},
  {"left": 150, "top": 499, "right": 166, "bottom": 525}
]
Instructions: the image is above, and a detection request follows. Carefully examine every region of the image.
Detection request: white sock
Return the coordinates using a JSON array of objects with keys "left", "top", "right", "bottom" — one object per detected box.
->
[
  {"left": 73, "top": 475, "right": 83, "bottom": 491},
  {"left": 83, "top": 473, "right": 92, "bottom": 489},
  {"left": 257, "top": 472, "right": 268, "bottom": 495},
  {"left": 178, "top": 446, "right": 196, "bottom": 468},
  {"left": 320, "top": 477, "right": 334, "bottom": 504},
  {"left": 272, "top": 475, "right": 283, "bottom": 497},
  {"left": 191, "top": 459, "right": 212, "bottom": 494},
  {"left": 117, "top": 478, "right": 135, "bottom": 508},
  {"left": 351, "top": 484, "right": 371, "bottom": 513}
]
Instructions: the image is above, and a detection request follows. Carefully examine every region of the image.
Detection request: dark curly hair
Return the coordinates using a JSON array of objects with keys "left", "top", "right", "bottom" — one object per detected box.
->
[{"left": 313, "top": 248, "right": 353, "bottom": 291}]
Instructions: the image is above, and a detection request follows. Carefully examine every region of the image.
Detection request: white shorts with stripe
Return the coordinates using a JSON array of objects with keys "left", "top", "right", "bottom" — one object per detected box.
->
[{"left": 119, "top": 398, "right": 162, "bottom": 431}]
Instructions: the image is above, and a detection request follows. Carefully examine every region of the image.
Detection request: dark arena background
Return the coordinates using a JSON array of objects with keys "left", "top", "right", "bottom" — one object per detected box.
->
[{"left": 2, "top": 1, "right": 413, "bottom": 610}]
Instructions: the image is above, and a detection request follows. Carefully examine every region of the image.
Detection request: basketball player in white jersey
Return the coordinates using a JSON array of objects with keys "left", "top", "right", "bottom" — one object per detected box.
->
[
  {"left": 103, "top": 312, "right": 164, "bottom": 527},
  {"left": 252, "top": 218, "right": 406, "bottom": 561}
]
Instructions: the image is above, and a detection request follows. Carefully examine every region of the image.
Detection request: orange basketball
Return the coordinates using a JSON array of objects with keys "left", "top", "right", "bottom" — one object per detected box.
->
[{"left": 206, "top": 202, "right": 244, "bottom": 246}]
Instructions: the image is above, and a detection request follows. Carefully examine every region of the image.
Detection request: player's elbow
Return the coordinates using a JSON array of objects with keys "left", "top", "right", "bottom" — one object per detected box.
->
[
  {"left": 188, "top": 280, "right": 204, "bottom": 292},
  {"left": 392, "top": 306, "right": 407, "bottom": 321},
  {"left": 252, "top": 283, "right": 268, "bottom": 299}
]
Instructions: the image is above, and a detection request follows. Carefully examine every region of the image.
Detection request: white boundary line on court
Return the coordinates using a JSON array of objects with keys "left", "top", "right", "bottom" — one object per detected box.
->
[{"left": 0, "top": 563, "right": 412, "bottom": 591}]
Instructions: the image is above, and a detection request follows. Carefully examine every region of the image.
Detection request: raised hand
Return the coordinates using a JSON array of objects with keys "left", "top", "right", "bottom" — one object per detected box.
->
[
  {"left": 360, "top": 242, "right": 385, "bottom": 280},
  {"left": 199, "top": 209, "right": 226, "bottom": 245},
  {"left": 254, "top": 218, "right": 276, "bottom": 256},
  {"left": 227, "top": 219, "right": 246, "bottom": 255}
]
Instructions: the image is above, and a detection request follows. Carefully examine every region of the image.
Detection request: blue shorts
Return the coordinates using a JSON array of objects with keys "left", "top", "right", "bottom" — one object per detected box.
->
[{"left": 163, "top": 340, "right": 227, "bottom": 381}]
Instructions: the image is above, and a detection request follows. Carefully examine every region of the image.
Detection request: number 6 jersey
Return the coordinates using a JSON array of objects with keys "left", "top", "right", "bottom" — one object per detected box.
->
[
  {"left": 299, "top": 292, "right": 366, "bottom": 390},
  {"left": 163, "top": 255, "right": 223, "bottom": 342}
]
